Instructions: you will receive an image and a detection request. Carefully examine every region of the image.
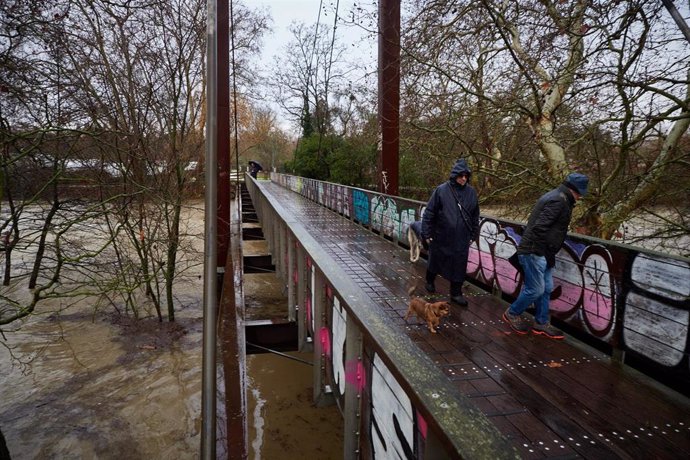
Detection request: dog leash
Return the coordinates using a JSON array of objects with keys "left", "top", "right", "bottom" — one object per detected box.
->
[{"left": 448, "top": 183, "right": 475, "bottom": 238}]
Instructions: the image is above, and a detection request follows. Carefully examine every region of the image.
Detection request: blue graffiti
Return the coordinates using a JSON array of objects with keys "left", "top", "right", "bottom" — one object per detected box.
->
[
  {"left": 352, "top": 190, "right": 370, "bottom": 225},
  {"left": 505, "top": 227, "right": 521, "bottom": 242},
  {"left": 565, "top": 240, "right": 587, "bottom": 258}
]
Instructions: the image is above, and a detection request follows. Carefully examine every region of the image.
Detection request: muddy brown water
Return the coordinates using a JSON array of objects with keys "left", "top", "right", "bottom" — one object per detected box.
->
[
  {"left": 0, "top": 202, "right": 343, "bottom": 459},
  {"left": 0, "top": 300, "right": 343, "bottom": 460}
]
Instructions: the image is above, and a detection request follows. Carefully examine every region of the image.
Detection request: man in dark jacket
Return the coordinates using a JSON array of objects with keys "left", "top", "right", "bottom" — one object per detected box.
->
[
  {"left": 421, "top": 158, "right": 480, "bottom": 306},
  {"left": 502, "top": 172, "right": 589, "bottom": 339}
]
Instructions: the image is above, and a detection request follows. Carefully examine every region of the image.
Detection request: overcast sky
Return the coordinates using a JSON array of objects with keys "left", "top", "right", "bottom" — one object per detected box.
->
[
  {"left": 255, "top": 0, "right": 374, "bottom": 65},
  {"left": 253, "top": 0, "right": 377, "bottom": 131}
]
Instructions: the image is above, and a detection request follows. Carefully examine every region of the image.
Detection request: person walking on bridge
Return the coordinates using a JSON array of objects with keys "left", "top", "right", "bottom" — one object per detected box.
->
[
  {"left": 421, "top": 158, "right": 480, "bottom": 306},
  {"left": 502, "top": 172, "right": 589, "bottom": 339}
]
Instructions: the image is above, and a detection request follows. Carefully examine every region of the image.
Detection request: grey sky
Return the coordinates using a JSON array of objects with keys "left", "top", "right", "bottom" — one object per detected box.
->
[{"left": 254, "top": 1, "right": 377, "bottom": 131}]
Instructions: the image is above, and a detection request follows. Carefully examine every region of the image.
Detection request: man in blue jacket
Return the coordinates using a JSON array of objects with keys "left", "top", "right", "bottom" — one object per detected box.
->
[
  {"left": 421, "top": 158, "right": 480, "bottom": 306},
  {"left": 502, "top": 172, "right": 589, "bottom": 339}
]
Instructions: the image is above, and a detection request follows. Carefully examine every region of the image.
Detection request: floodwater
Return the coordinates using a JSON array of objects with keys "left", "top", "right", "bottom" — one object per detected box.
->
[
  {"left": 0, "top": 200, "right": 343, "bottom": 459},
  {"left": 0, "top": 311, "right": 199, "bottom": 457},
  {"left": 0, "top": 307, "right": 343, "bottom": 459},
  {"left": 246, "top": 352, "right": 343, "bottom": 460},
  {"left": 0, "top": 302, "right": 203, "bottom": 458}
]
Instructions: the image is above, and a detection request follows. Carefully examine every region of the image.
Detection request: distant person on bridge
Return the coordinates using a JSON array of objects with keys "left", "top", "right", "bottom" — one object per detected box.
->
[
  {"left": 421, "top": 158, "right": 479, "bottom": 306},
  {"left": 248, "top": 160, "right": 263, "bottom": 179},
  {"left": 502, "top": 172, "right": 589, "bottom": 339}
]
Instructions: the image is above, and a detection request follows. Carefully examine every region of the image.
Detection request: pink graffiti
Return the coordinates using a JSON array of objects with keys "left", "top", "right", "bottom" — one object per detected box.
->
[
  {"left": 550, "top": 246, "right": 615, "bottom": 336},
  {"left": 345, "top": 359, "right": 366, "bottom": 392},
  {"left": 494, "top": 257, "right": 520, "bottom": 295},
  {"left": 467, "top": 245, "right": 480, "bottom": 276},
  {"left": 583, "top": 288, "right": 613, "bottom": 332},
  {"left": 416, "top": 411, "right": 427, "bottom": 440},
  {"left": 480, "top": 246, "right": 495, "bottom": 283},
  {"left": 320, "top": 327, "right": 332, "bottom": 358},
  {"left": 474, "top": 220, "right": 521, "bottom": 297},
  {"left": 306, "top": 295, "right": 312, "bottom": 329},
  {"left": 581, "top": 249, "right": 615, "bottom": 333}
]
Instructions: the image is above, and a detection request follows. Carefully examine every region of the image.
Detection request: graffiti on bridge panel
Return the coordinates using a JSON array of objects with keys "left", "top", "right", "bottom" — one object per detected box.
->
[
  {"left": 471, "top": 218, "right": 617, "bottom": 339},
  {"left": 370, "top": 196, "right": 417, "bottom": 242},
  {"left": 329, "top": 295, "right": 347, "bottom": 396},
  {"left": 318, "top": 182, "right": 325, "bottom": 206},
  {"left": 468, "top": 220, "right": 522, "bottom": 297},
  {"left": 371, "top": 195, "right": 398, "bottom": 238},
  {"left": 624, "top": 253, "right": 690, "bottom": 368},
  {"left": 559, "top": 244, "right": 615, "bottom": 336},
  {"left": 370, "top": 353, "right": 415, "bottom": 459},
  {"left": 353, "top": 190, "right": 370, "bottom": 225},
  {"left": 327, "top": 306, "right": 422, "bottom": 458},
  {"left": 327, "top": 183, "right": 350, "bottom": 217}
]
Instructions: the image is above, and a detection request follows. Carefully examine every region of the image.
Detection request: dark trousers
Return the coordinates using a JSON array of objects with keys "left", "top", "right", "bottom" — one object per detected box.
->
[{"left": 426, "top": 270, "right": 464, "bottom": 296}]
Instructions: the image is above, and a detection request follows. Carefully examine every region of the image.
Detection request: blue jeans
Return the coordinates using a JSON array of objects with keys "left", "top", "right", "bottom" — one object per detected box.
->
[{"left": 508, "top": 254, "right": 553, "bottom": 325}]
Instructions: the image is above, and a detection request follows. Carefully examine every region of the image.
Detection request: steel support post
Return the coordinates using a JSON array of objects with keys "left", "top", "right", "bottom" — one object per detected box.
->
[
  {"left": 277, "top": 222, "right": 286, "bottom": 281},
  {"left": 297, "top": 247, "right": 307, "bottom": 351},
  {"left": 201, "top": 1, "right": 218, "bottom": 458},
  {"left": 287, "top": 234, "right": 297, "bottom": 322},
  {"left": 342, "top": 316, "right": 363, "bottom": 459},
  {"left": 312, "top": 269, "right": 335, "bottom": 407},
  {"left": 377, "top": 0, "right": 400, "bottom": 196}
]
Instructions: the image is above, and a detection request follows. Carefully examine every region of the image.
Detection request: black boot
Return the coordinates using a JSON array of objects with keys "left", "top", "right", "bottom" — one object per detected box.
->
[
  {"left": 450, "top": 294, "right": 468, "bottom": 306},
  {"left": 425, "top": 271, "right": 437, "bottom": 293},
  {"left": 451, "top": 282, "right": 467, "bottom": 306}
]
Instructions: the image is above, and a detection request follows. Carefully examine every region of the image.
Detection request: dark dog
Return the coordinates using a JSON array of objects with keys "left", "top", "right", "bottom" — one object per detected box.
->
[{"left": 404, "top": 290, "right": 450, "bottom": 333}]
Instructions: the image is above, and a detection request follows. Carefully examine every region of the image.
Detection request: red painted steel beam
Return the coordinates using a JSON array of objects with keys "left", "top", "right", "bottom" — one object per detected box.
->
[
  {"left": 378, "top": 0, "right": 400, "bottom": 196},
  {"left": 217, "top": 0, "right": 230, "bottom": 269}
]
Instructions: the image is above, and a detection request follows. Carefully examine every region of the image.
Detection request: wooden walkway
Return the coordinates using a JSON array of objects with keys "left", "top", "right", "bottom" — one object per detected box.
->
[{"left": 256, "top": 180, "right": 690, "bottom": 459}]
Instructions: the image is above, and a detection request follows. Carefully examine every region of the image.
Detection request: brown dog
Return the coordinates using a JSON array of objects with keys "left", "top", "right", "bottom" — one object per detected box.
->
[{"left": 404, "top": 296, "right": 451, "bottom": 333}]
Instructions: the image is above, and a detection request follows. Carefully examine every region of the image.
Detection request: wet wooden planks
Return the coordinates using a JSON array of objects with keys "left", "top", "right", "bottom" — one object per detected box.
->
[{"left": 258, "top": 181, "right": 690, "bottom": 459}]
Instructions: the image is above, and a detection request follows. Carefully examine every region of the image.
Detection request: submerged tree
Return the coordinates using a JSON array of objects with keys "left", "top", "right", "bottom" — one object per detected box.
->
[{"left": 0, "top": 0, "right": 269, "bottom": 329}]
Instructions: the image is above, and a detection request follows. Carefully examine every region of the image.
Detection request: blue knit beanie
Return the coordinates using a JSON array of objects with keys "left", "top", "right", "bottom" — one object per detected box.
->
[{"left": 564, "top": 173, "right": 589, "bottom": 196}]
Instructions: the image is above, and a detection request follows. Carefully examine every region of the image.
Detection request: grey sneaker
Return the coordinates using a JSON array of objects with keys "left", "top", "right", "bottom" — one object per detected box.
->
[
  {"left": 532, "top": 321, "right": 564, "bottom": 340},
  {"left": 502, "top": 308, "right": 530, "bottom": 335}
]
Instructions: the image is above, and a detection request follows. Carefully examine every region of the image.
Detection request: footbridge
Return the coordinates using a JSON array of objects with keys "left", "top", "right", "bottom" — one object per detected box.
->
[{"left": 238, "top": 173, "right": 690, "bottom": 459}]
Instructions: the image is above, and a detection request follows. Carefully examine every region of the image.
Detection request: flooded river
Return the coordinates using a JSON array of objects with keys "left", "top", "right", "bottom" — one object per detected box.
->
[
  {"left": 0, "top": 305, "right": 342, "bottom": 459},
  {"left": 0, "top": 200, "right": 342, "bottom": 459},
  {"left": 0, "top": 305, "right": 203, "bottom": 458}
]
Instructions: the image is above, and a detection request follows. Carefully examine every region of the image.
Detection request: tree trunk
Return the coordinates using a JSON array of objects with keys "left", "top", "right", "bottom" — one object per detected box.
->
[
  {"left": 29, "top": 183, "right": 60, "bottom": 289},
  {"left": 600, "top": 74, "right": 690, "bottom": 238}
]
